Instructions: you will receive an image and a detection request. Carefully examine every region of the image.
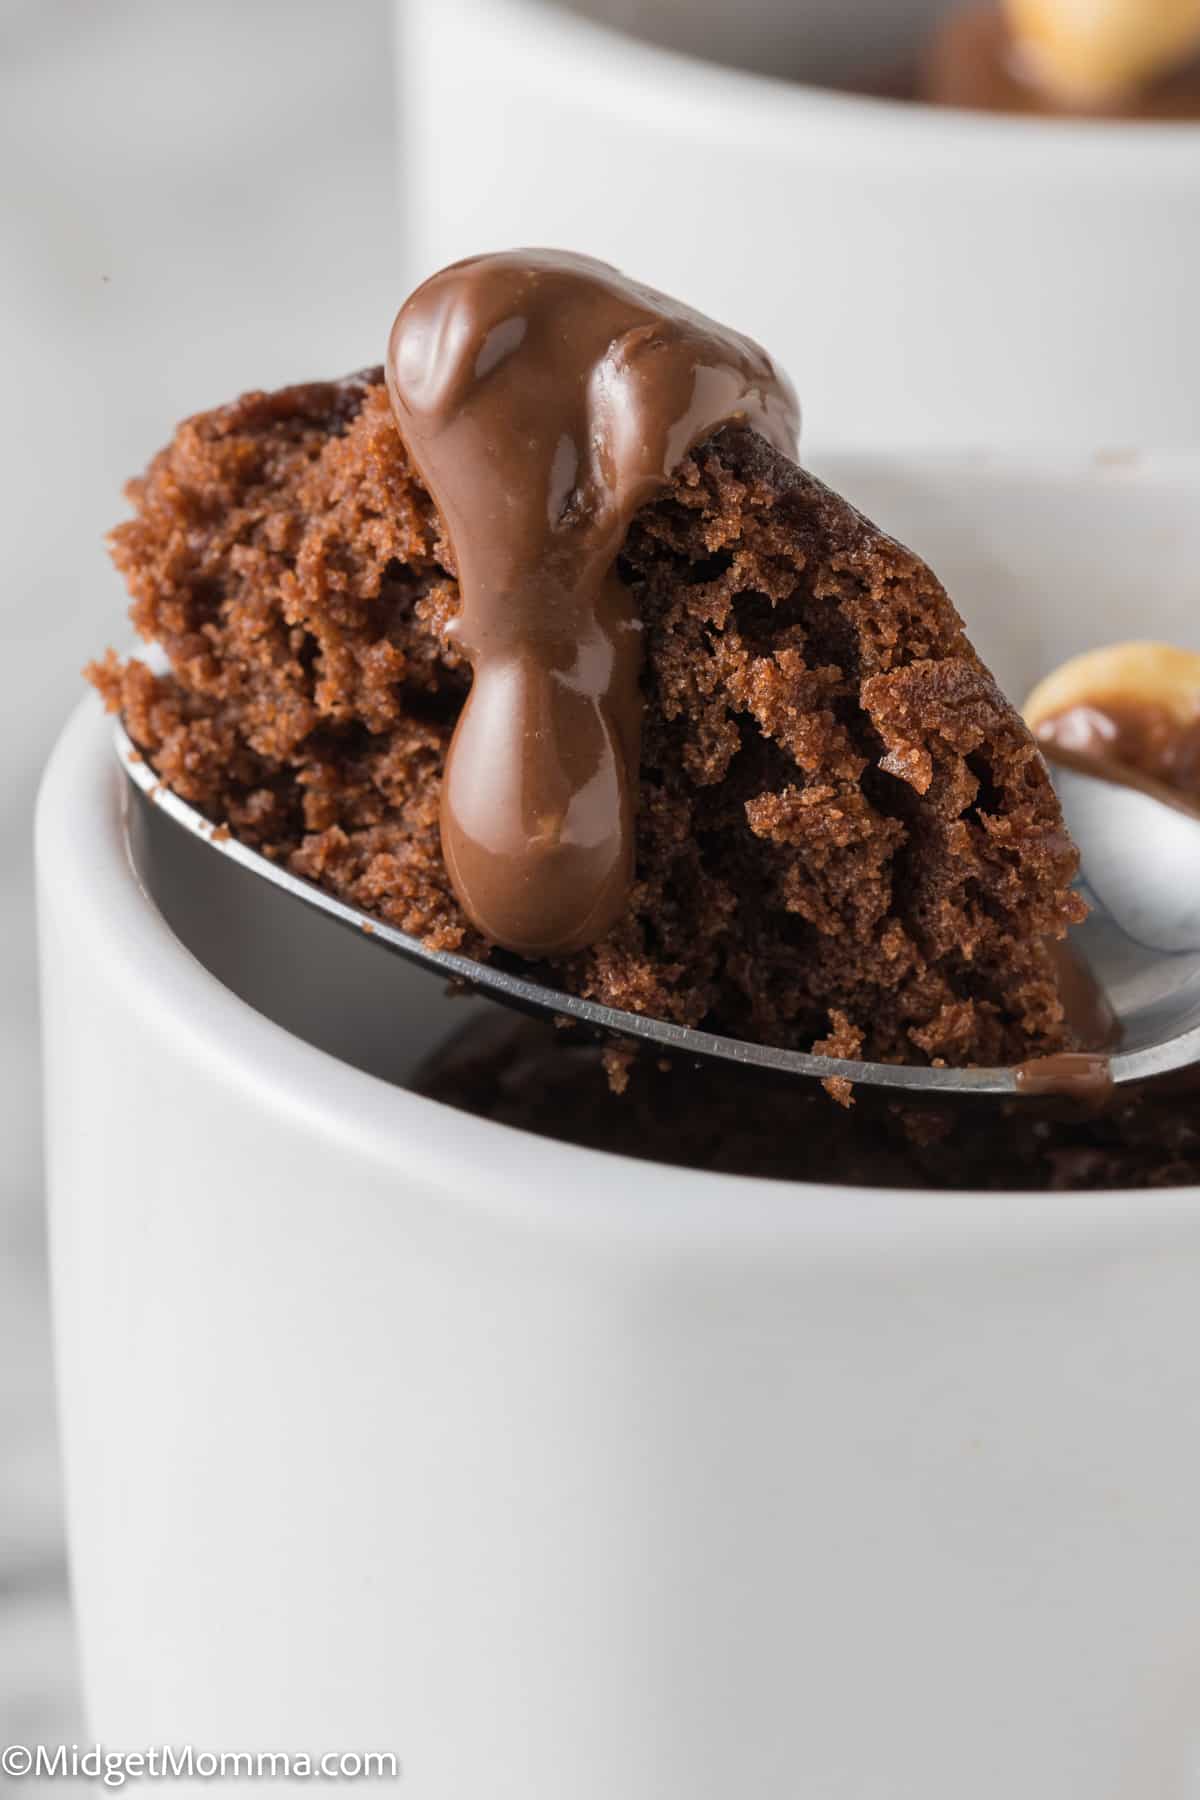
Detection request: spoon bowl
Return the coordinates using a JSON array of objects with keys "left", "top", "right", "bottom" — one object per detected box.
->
[
  {"left": 116, "top": 718, "right": 1200, "bottom": 1097},
  {"left": 1049, "top": 758, "right": 1200, "bottom": 1056}
]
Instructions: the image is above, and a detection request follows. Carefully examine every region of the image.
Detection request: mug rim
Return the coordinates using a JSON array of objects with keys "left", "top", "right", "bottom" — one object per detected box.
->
[
  {"left": 37, "top": 690, "right": 1200, "bottom": 1252},
  {"left": 485, "top": 0, "right": 1200, "bottom": 166}
]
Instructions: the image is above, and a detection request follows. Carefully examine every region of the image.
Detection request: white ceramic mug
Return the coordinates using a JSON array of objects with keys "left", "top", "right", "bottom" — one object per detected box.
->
[
  {"left": 37, "top": 453, "right": 1200, "bottom": 1798},
  {"left": 398, "top": 0, "right": 1200, "bottom": 452}
]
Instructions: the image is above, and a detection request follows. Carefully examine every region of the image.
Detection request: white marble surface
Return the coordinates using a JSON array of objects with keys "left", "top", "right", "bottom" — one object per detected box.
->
[{"left": 0, "top": 0, "right": 398, "bottom": 1762}]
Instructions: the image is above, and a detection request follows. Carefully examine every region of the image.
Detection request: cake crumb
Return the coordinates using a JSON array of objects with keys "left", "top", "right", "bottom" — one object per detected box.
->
[
  {"left": 823, "top": 1075, "right": 856, "bottom": 1108},
  {"left": 602, "top": 1039, "right": 637, "bottom": 1095}
]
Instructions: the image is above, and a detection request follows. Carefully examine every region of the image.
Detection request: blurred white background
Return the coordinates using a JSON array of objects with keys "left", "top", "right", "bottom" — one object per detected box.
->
[{"left": 1, "top": 0, "right": 399, "bottom": 1760}]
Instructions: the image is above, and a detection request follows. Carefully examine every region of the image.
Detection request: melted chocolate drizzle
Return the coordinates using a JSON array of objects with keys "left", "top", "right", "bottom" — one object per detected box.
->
[{"left": 386, "top": 249, "right": 799, "bottom": 958}]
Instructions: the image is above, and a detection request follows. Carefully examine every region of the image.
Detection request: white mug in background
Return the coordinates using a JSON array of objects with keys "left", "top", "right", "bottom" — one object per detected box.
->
[
  {"left": 398, "top": 0, "right": 1200, "bottom": 452},
  {"left": 36, "top": 452, "right": 1200, "bottom": 1799}
]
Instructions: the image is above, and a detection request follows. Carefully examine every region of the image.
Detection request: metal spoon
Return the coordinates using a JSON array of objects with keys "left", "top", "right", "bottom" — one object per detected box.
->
[{"left": 114, "top": 719, "right": 1200, "bottom": 1096}]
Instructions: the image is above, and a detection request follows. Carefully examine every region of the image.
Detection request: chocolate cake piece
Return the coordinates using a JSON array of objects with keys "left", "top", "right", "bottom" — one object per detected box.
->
[{"left": 91, "top": 371, "right": 1085, "bottom": 1070}]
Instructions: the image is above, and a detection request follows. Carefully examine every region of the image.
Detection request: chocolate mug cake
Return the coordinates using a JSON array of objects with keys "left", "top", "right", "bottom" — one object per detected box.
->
[
  {"left": 91, "top": 251, "right": 1086, "bottom": 1079},
  {"left": 88, "top": 248, "right": 1200, "bottom": 1184}
]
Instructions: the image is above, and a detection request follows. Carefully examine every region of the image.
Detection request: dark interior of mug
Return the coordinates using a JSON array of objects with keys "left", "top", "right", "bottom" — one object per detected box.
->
[
  {"left": 127, "top": 792, "right": 490, "bottom": 1092},
  {"left": 551, "top": 0, "right": 944, "bottom": 84}
]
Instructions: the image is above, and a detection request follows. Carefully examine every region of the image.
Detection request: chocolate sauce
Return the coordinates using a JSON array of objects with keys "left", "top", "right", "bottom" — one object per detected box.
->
[
  {"left": 1036, "top": 700, "right": 1200, "bottom": 805},
  {"left": 1007, "top": 939, "right": 1120, "bottom": 1098},
  {"left": 1013, "top": 1050, "right": 1115, "bottom": 1101},
  {"left": 386, "top": 250, "right": 799, "bottom": 959}
]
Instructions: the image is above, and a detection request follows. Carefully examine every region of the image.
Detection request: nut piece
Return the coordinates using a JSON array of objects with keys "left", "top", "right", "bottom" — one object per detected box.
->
[
  {"left": 1024, "top": 640, "right": 1200, "bottom": 735},
  {"left": 1005, "top": 0, "right": 1200, "bottom": 103}
]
